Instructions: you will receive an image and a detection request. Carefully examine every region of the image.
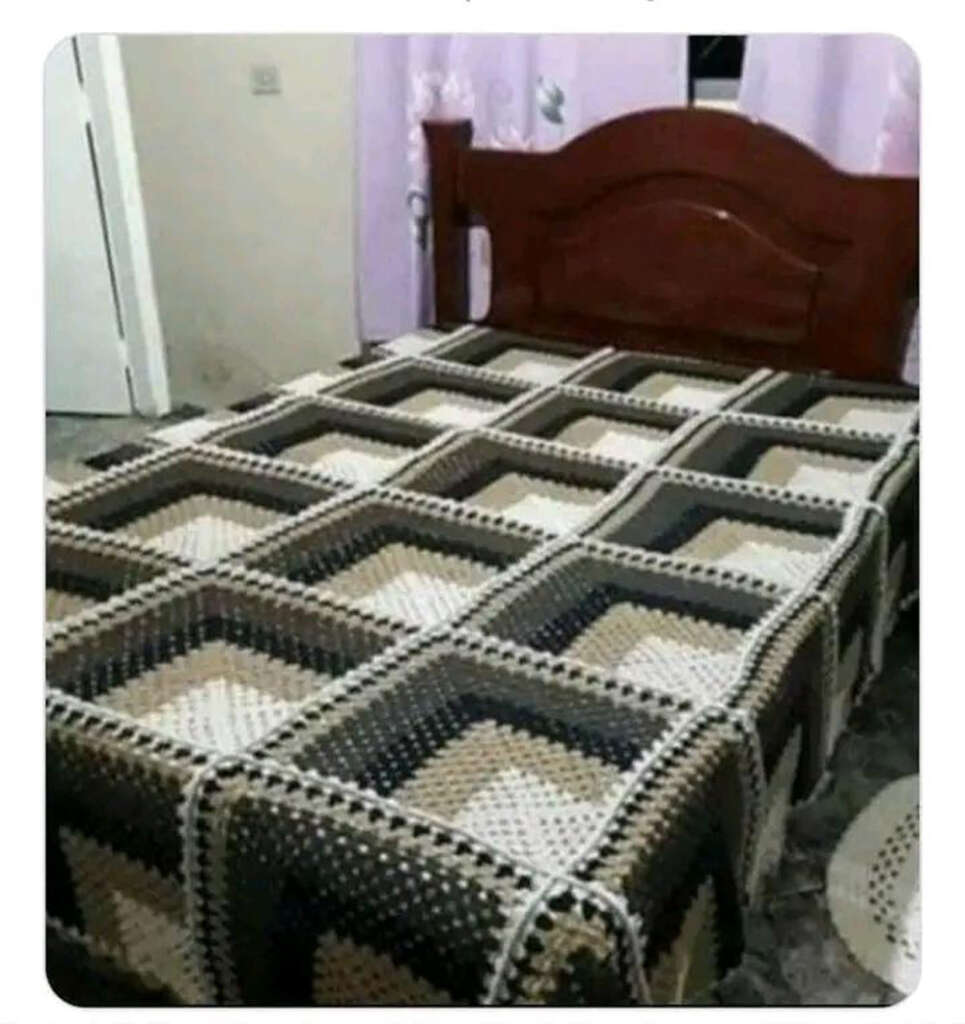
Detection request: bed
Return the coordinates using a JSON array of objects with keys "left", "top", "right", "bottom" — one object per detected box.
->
[{"left": 45, "top": 108, "right": 919, "bottom": 1006}]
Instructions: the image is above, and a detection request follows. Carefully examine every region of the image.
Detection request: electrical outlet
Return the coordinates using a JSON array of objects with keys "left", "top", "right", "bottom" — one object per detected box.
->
[{"left": 251, "top": 64, "right": 281, "bottom": 95}]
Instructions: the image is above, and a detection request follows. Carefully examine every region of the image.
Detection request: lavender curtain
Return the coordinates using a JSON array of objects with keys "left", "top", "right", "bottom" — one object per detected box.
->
[
  {"left": 356, "top": 34, "right": 687, "bottom": 341},
  {"left": 739, "top": 34, "right": 920, "bottom": 382}
]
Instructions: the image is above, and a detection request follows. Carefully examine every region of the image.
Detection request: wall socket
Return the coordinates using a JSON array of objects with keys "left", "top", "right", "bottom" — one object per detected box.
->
[{"left": 250, "top": 64, "right": 281, "bottom": 95}]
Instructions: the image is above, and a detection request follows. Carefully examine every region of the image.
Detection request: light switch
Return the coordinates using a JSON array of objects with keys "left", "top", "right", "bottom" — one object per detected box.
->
[{"left": 251, "top": 64, "right": 281, "bottom": 95}]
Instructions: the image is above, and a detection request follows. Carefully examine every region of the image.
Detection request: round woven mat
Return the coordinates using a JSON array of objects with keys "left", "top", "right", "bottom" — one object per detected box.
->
[{"left": 826, "top": 774, "right": 920, "bottom": 995}]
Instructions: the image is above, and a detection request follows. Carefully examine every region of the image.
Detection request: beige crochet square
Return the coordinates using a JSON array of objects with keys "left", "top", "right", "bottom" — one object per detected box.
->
[
  {"left": 311, "top": 931, "right": 452, "bottom": 1005},
  {"left": 46, "top": 588, "right": 98, "bottom": 622},
  {"left": 648, "top": 876, "right": 720, "bottom": 1004},
  {"left": 59, "top": 827, "right": 206, "bottom": 1002}
]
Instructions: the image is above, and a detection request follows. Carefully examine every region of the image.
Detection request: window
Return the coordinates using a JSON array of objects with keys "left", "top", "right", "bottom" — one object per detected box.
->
[{"left": 687, "top": 36, "right": 746, "bottom": 109}]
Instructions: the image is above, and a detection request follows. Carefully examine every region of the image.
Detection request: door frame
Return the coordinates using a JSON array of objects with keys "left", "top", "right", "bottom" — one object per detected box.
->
[{"left": 74, "top": 34, "right": 171, "bottom": 416}]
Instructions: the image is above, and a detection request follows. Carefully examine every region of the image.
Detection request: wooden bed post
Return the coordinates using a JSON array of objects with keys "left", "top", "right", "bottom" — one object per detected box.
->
[{"left": 424, "top": 119, "right": 472, "bottom": 327}]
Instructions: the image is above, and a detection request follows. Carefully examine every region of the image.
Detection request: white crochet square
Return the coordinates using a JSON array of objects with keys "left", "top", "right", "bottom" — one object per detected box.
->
[
  {"left": 379, "top": 332, "right": 442, "bottom": 358},
  {"left": 389, "top": 388, "right": 501, "bottom": 427},
  {"left": 452, "top": 767, "right": 612, "bottom": 873},
  {"left": 747, "top": 446, "right": 876, "bottom": 500},
  {"left": 144, "top": 514, "right": 262, "bottom": 562},
  {"left": 150, "top": 411, "right": 236, "bottom": 446},
  {"left": 553, "top": 415, "right": 670, "bottom": 462},
  {"left": 464, "top": 472, "right": 604, "bottom": 531},
  {"left": 94, "top": 643, "right": 326, "bottom": 753},
  {"left": 45, "top": 476, "right": 69, "bottom": 501},
  {"left": 673, "top": 518, "right": 832, "bottom": 588},
  {"left": 133, "top": 677, "right": 296, "bottom": 753},
  {"left": 800, "top": 395, "right": 917, "bottom": 435},
  {"left": 320, "top": 543, "right": 496, "bottom": 626},
  {"left": 629, "top": 372, "right": 733, "bottom": 411},
  {"left": 564, "top": 604, "right": 744, "bottom": 702},
  {"left": 389, "top": 719, "right": 624, "bottom": 873},
  {"left": 280, "top": 432, "right": 411, "bottom": 484},
  {"left": 120, "top": 495, "right": 284, "bottom": 562},
  {"left": 481, "top": 347, "right": 577, "bottom": 385},
  {"left": 279, "top": 370, "right": 344, "bottom": 397}
]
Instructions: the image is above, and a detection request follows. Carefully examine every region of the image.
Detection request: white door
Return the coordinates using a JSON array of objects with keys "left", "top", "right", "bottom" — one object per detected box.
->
[{"left": 45, "top": 37, "right": 132, "bottom": 413}]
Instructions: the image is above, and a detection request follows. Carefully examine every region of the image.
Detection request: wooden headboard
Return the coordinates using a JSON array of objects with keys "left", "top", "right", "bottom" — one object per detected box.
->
[{"left": 424, "top": 108, "right": 918, "bottom": 382}]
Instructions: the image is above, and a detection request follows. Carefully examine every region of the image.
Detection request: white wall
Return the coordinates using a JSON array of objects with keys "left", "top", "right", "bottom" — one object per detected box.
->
[{"left": 120, "top": 35, "right": 358, "bottom": 409}]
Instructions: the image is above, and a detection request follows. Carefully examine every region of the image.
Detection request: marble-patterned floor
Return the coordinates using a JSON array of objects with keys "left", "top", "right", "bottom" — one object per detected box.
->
[
  {"left": 45, "top": 413, "right": 919, "bottom": 1006},
  {"left": 46, "top": 413, "right": 158, "bottom": 464}
]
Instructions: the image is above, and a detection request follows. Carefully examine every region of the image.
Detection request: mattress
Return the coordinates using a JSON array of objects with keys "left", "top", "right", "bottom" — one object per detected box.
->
[{"left": 45, "top": 326, "right": 919, "bottom": 1006}]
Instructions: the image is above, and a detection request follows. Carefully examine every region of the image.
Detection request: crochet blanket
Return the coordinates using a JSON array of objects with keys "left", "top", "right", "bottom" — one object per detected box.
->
[{"left": 45, "top": 326, "right": 919, "bottom": 1005}]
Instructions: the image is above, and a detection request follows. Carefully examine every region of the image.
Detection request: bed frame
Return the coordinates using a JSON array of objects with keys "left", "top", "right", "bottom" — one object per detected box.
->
[{"left": 424, "top": 108, "right": 918, "bottom": 382}]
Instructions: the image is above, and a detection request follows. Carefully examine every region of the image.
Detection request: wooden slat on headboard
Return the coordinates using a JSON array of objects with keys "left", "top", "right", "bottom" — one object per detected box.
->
[{"left": 425, "top": 109, "right": 918, "bottom": 382}]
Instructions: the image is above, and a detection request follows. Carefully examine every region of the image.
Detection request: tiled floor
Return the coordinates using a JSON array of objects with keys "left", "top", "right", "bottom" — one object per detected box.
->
[
  {"left": 45, "top": 412, "right": 919, "bottom": 1007},
  {"left": 46, "top": 414, "right": 157, "bottom": 464}
]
